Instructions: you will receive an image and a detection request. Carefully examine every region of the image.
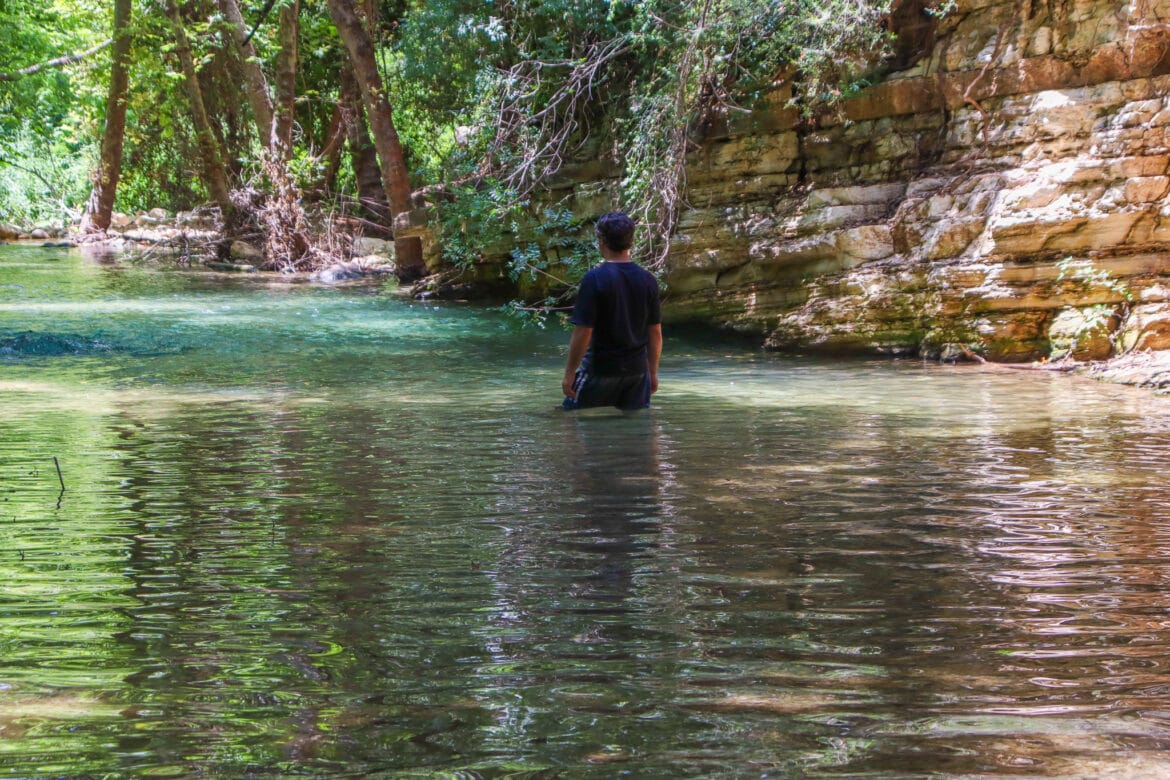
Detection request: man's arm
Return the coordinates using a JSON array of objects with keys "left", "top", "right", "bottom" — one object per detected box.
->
[
  {"left": 562, "top": 325, "right": 593, "bottom": 399},
  {"left": 647, "top": 323, "right": 662, "bottom": 394}
]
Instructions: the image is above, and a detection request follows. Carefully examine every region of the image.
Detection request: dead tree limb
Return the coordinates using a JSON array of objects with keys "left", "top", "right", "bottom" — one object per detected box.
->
[{"left": 0, "top": 39, "right": 112, "bottom": 81}]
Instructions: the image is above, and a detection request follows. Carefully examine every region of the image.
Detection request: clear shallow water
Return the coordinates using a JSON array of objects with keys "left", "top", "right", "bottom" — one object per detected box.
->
[{"left": 2, "top": 244, "right": 1170, "bottom": 777}]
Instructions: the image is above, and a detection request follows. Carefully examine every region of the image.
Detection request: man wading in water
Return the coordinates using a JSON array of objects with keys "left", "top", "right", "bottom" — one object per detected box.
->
[{"left": 562, "top": 212, "right": 662, "bottom": 411}]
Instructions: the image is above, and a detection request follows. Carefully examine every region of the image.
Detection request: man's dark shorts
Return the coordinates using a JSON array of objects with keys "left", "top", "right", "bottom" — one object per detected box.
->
[{"left": 562, "top": 370, "right": 650, "bottom": 411}]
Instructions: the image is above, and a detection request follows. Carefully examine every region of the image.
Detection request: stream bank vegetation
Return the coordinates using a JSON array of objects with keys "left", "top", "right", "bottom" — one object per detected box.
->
[{"left": 1, "top": 0, "right": 894, "bottom": 289}]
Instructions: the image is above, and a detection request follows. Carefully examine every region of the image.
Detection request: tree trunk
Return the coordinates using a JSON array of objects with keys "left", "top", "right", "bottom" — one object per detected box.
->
[
  {"left": 215, "top": 0, "right": 273, "bottom": 147},
  {"left": 216, "top": 0, "right": 274, "bottom": 146},
  {"left": 326, "top": 0, "right": 424, "bottom": 280},
  {"left": 322, "top": 139, "right": 344, "bottom": 194},
  {"left": 165, "top": 0, "right": 236, "bottom": 229},
  {"left": 273, "top": 0, "right": 300, "bottom": 157},
  {"left": 215, "top": 0, "right": 318, "bottom": 270},
  {"left": 310, "top": 102, "right": 345, "bottom": 195},
  {"left": 80, "top": 0, "right": 132, "bottom": 234},
  {"left": 203, "top": 38, "right": 249, "bottom": 180},
  {"left": 340, "top": 64, "right": 389, "bottom": 228}
]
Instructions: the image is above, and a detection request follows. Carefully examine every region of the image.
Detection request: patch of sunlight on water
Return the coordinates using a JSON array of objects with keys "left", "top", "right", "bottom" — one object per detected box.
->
[{"left": 4, "top": 246, "right": 1170, "bottom": 777}]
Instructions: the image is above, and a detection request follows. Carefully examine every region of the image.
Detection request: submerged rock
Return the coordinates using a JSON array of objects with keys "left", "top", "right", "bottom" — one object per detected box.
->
[
  {"left": 0, "top": 331, "right": 114, "bottom": 357},
  {"left": 204, "top": 260, "right": 256, "bottom": 273}
]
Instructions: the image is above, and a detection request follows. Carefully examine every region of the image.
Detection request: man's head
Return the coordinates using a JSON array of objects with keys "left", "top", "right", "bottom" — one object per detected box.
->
[{"left": 595, "top": 212, "right": 635, "bottom": 252}]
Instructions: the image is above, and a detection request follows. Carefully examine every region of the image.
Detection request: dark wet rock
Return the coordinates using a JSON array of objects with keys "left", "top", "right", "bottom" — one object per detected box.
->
[
  {"left": 0, "top": 331, "right": 115, "bottom": 357},
  {"left": 204, "top": 260, "right": 256, "bottom": 273},
  {"left": 41, "top": 241, "right": 76, "bottom": 248},
  {"left": 411, "top": 273, "right": 504, "bottom": 301}
]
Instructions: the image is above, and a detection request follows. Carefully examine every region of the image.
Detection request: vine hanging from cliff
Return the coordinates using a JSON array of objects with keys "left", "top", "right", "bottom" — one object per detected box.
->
[{"left": 390, "top": 0, "right": 894, "bottom": 300}]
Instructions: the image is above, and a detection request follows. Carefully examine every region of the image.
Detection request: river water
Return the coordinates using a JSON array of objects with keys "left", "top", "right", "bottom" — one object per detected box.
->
[{"left": 2, "top": 244, "right": 1170, "bottom": 777}]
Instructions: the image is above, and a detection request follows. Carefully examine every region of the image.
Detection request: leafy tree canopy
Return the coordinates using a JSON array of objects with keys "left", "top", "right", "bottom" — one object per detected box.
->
[{"left": 0, "top": 0, "right": 894, "bottom": 259}]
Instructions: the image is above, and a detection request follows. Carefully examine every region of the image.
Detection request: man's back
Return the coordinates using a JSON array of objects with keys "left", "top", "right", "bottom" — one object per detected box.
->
[
  {"left": 572, "top": 261, "right": 661, "bottom": 376},
  {"left": 562, "top": 211, "right": 663, "bottom": 411}
]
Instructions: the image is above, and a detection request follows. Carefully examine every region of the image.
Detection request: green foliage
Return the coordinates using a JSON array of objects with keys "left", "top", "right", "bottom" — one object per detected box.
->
[
  {"left": 0, "top": 0, "right": 108, "bottom": 223},
  {"left": 394, "top": 0, "right": 894, "bottom": 283},
  {"left": 508, "top": 207, "right": 595, "bottom": 282},
  {"left": 1073, "top": 304, "right": 1118, "bottom": 338},
  {"left": 500, "top": 206, "right": 608, "bottom": 326},
  {"left": 436, "top": 181, "right": 525, "bottom": 268},
  {"left": 437, "top": 181, "right": 599, "bottom": 323},
  {"left": 111, "top": 9, "right": 213, "bottom": 212},
  {"left": 926, "top": 0, "right": 959, "bottom": 18},
  {"left": 0, "top": 0, "right": 106, "bottom": 138},
  {"left": 0, "top": 0, "right": 895, "bottom": 266},
  {"left": 385, "top": 1, "right": 499, "bottom": 179},
  {"left": 0, "top": 122, "right": 94, "bottom": 226}
]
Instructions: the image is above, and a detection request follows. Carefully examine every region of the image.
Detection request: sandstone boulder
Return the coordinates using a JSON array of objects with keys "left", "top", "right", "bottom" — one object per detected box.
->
[
  {"left": 229, "top": 240, "right": 264, "bottom": 263},
  {"left": 352, "top": 237, "right": 394, "bottom": 257},
  {"left": 1117, "top": 304, "right": 1170, "bottom": 352},
  {"left": 1048, "top": 305, "right": 1118, "bottom": 361}
]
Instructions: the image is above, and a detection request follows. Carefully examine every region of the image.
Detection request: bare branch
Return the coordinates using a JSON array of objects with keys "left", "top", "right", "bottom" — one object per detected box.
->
[
  {"left": 0, "top": 156, "right": 57, "bottom": 192},
  {"left": 483, "top": 35, "right": 630, "bottom": 198},
  {"left": 0, "top": 39, "right": 112, "bottom": 81}
]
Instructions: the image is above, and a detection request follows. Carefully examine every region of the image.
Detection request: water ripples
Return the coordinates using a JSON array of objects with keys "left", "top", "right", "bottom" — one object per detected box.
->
[{"left": 3, "top": 249, "right": 1170, "bottom": 775}]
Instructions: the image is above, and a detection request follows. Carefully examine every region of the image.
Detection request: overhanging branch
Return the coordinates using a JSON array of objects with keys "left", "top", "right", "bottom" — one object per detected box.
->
[{"left": 0, "top": 39, "right": 112, "bottom": 81}]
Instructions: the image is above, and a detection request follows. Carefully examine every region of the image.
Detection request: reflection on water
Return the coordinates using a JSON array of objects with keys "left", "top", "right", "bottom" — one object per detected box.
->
[{"left": 2, "top": 245, "right": 1170, "bottom": 776}]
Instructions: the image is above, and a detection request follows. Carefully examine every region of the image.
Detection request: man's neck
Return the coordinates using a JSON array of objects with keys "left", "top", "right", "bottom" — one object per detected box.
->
[{"left": 600, "top": 248, "right": 632, "bottom": 263}]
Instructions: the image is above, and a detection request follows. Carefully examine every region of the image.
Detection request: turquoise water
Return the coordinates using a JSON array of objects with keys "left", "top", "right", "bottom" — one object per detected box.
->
[{"left": 2, "top": 244, "right": 1170, "bottom": 777}]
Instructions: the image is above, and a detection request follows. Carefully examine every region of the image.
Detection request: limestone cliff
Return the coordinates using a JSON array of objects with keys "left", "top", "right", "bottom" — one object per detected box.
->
[
  {"left": 666, "top": 0, "right": 1170, "bottom": 361},
  {"left": 412, "top": 0, "right": 1170, "bottom": 362}
]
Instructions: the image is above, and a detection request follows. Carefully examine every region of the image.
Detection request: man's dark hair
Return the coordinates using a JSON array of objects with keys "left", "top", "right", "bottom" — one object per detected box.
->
[{"left": 595, "top": 212, "right": 635, "bottom": 251}]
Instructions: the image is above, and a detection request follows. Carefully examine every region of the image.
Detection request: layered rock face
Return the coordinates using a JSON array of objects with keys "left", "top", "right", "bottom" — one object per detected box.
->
[
  {"left": 664, "top": 0, "right": 1170, "bottom": 360},
  {"left": 411, "top": 0, "right": 1170, "bottom": 361}
]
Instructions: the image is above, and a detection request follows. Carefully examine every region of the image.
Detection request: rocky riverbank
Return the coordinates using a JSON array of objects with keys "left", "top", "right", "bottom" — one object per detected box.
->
[
  {"left": 1086, "top": 349, "right": 1170, "bottom": 395},
  {"left": 0, "top": 208, "right": 398, "bottom": 283}
]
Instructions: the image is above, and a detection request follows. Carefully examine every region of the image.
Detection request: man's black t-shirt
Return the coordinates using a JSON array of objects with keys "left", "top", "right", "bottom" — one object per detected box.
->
[{"left": 570, "top": 261, "right": 661, "bottom": 376}]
